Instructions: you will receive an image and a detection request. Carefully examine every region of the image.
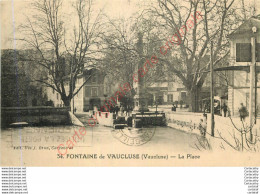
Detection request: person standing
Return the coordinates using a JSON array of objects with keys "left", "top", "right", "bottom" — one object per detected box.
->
[
  {"left": 115, "top": 105, "right": 120, "bottom": 116},
  {"left": 222, "top": 103, "right": 228, "bottom": 117},
  {"left": 238, "top": 103, "right": 248, "bottom": 121},
  {"left": 198, "top": 118, "right": 206, "bottom": 137},
  {"left": 120, "top": 105, "right": 124, "bottom": 116},
  {"left": 172, "top": 103, "right": 176, "bottom": 112}
]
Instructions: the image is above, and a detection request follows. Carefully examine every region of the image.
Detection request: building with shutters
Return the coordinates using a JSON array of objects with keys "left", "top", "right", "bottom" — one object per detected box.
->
[
  {"left": 47, "top": 68, "right": 107, "bottom": 112},
  {"left": 227, "top": 15, "right": 260, "bottom": 117}
]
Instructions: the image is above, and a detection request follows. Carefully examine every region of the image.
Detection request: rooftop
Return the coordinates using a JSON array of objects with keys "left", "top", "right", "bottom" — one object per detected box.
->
[{"left": 228, "top": 15, "right": 260, "bottom": 38}]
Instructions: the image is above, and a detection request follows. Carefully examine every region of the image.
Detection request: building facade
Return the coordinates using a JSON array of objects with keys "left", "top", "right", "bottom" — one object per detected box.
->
[
  {"left": 47, "top": 68, "right": 106, "bottom": 112},
  {"left": 146, "top": 75, "right": 188, "bottom": 106},
  {"left": 227, "top": 16, "right": 260, "bottom": 117}
]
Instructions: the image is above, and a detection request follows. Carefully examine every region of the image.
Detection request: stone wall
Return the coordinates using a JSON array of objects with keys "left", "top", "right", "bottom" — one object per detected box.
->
[{"left": 1, "top": 107, "right": 71, "bottom": 127}]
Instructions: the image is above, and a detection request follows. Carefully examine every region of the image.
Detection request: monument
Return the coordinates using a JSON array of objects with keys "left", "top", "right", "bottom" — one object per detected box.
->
[
  {"left": 131, "top": 32, "right": 165, "bottom": 128},
  {"left": 133, "top": 32, "right": 149, "bottom": 112}
]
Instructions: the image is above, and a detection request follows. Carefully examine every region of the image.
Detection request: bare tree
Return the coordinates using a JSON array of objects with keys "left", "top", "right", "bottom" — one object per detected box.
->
[
  {"left": 19, "top": 0, "right": 103, "bottom": 106},
  {"left": 145, "top": 0, "right": 240, "bottom": 111},
  {"left": 191, "top": 114, "right": 260, "bottom": 152},
  {"left": 217, "top": 112, "right": 260, "bottom": 152},
  {"left": 240, "top": 0, "right": 258, "bottom": 21},
  {"left": 101, "top": 14, "right": 167, "bottom": 103},
  {"left": 101, "top": 17, "right": 138, "bottom": 95}
]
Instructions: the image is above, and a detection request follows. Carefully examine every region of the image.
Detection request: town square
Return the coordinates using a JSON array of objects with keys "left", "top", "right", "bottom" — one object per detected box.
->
[{"left": 1, "top": 0, "right": 260, "bottom": 166}]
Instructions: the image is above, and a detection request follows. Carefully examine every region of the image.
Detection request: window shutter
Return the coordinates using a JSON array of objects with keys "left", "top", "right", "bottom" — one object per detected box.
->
[{"left": 236, "top": 43, "right": 251, "bottom": 62}]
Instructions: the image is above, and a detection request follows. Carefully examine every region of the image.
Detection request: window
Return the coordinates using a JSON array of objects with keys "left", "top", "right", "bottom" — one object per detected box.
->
[
  {"left": 236, "top": 43, "right": 260, "bottom": 62},
  {"left": 257, "top": 43, "right": 260, "bottom": 62},
  {"left": 91, "top": 87, "right": 98, "bottom": 97},
  {"left": 91, "top": 74, "right": 98, "bottom": 83},
  {"left": 56, "top": 93, "right": 59, "bottom": 100},
  {"left": 236, "top": 43, "right": 251, "bottom": 62},
  {"left": 181, "top": 92, "right": 187, "bottom": 103},
  {"left": 157, "top": 95, "right": 163, "bottom": 105},
  {"left": 167, "top": 94, "right": 173, "bottom": 103},
  {"left": 85, "top": 86, "right": 89, "bottom": 97}
]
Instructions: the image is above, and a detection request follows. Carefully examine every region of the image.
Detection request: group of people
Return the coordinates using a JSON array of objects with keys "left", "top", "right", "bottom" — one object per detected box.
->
[
  {"left": 99, "top": 103, "right": 130, "bottom": 117},
  {"left": 215, "top": 102, "right": 249, "bottom": 120},
  {"left": 96, "top": 101, "right": 249, "bottom": 121},
  {"left": 203, "top": 102, "right": 229, "bottom": 117},
  {"left": 203, "top": 102, "right": 249, "bottom": 121}
]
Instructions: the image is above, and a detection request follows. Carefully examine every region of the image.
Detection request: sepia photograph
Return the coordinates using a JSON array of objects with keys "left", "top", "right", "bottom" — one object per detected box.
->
[{"left": 1, "top": 0, "right": 260, "bottom": 166}]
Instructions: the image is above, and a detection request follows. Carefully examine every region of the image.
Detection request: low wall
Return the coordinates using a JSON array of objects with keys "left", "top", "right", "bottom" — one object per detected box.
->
[
  {"left": 132, "top": 112, "right": 166, "bottom": 126},
  {"left": 166, "top": 112, "right": 260, "bottom": 150},
  {"left": 148, "top": 105, "right": 189, "bottom": 113},
  {"left": 94, "top": 111, "right": 167, "bottom": 127},
  {"left": 1, "top": 107, "right": 71, "bottom": 127},
  {"left": 207, "top": 115, "right": 260, "bottom": 144},
  {"left": 166, "top": 112, "right": 204, "bottom": 135}
]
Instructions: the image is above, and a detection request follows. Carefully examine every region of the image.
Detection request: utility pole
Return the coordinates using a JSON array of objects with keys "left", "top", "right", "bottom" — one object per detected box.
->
[
  {"left": 255, "top": 63, "right": 257, "bottom": 125},
  {"left": 210, "top": 41, "right": 215, "bottom": 137},
  {"left": 253, "top": 27, "right": 257, "bottom": 126},
  {"left": 249, "top": 32, "right": 256, "bottom": 141}
]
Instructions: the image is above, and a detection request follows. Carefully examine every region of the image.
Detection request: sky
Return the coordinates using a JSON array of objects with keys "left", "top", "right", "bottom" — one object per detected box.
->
[
  {"left": 1, "top": 0, "right": 260, "bottom": 50},
  {"left": 0, "top": 0, "right": 140, "bottom": 50}
]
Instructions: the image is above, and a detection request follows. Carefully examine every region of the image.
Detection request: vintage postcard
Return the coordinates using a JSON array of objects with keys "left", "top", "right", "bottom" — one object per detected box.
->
[{"left": 1, "top": 0, "right": 260, "bottom": 166}]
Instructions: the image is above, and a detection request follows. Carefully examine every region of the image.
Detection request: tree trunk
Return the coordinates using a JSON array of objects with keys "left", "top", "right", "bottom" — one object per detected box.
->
[
  {"left": 188, "top": 90, "right": 196, "bottom": 112},
  {"left": 196, "top": 86, "right": 202, "bottom": 112},
  {"left": 187, "top": 86, "right": 201, "bottom": 112},
  {"left": 61, "top": 96, "right": 71, "bottom": 107}
]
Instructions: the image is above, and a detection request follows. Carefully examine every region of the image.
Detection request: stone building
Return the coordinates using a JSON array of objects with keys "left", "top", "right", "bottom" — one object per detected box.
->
[
  {"left": 47, "top": 67, "right": 106, "bottom": 112},
  {"left": 147, "top": 76, "right": 187, "bottom": 106}
]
